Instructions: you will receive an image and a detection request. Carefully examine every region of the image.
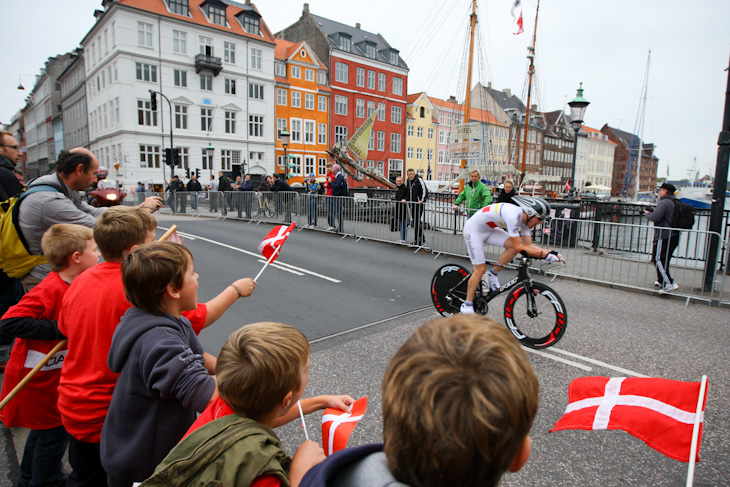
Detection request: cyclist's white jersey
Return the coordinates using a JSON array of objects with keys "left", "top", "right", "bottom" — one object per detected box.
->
[{"left": 462, "top": 203, "right": 529, "bottom": 264}]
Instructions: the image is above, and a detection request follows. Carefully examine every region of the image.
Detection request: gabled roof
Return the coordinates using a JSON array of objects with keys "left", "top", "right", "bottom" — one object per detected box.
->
[
  {"left": 274, "top": 38, "right": 326, "bottom": 69},
  {"left": 93, "top": 0, "right": 275, "bottom": 45},
  {"left": 602, "top": 124, "right": 652, "bottom": 148},
  {"left": 542, "top": 110, "right": 565, "bottom": 127},
  {"left": 309, "top": 13, "right": 407, "bottom": 70},
  {"left": 479, "top": 85, "right": 526, "bottom": 113},
  {"left": 583, "top": 125, "right": 617, "bottom": 145}
]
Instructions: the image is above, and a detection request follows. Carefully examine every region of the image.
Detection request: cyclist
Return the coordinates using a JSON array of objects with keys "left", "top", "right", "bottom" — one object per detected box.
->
[{"left": 460, "top": 196, "right": 564, "bottom": 314}]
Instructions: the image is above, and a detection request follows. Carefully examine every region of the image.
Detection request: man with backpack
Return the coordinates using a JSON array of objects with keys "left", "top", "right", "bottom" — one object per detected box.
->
[
  {"left": 406, "top": 168, "right": 429, "bottom": 246},
  {"left": 644, "top": 182, "right": 681, "bottom": 293}
]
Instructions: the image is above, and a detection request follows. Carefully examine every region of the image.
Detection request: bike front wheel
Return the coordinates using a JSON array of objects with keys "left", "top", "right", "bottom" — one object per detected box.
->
[
  {"left": 431, "top": 264, "right": 471, "bottom": 317},
  {"left": 503, "top": 281, "right": 567, "bottom": 349}
]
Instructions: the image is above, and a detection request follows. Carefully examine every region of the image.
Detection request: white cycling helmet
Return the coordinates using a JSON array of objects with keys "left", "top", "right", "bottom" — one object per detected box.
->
[{"left": 511, "top": 195, "right": 551, "bottom": 221}]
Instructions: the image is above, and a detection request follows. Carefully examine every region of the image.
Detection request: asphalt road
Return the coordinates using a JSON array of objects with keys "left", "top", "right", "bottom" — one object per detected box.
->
[{"left": 1, "top": 213, "right": 728, "bottom": 486}]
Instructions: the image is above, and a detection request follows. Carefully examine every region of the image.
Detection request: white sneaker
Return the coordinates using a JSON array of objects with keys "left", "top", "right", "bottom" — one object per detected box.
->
[
  {"left": 396, "top": 239, "right": 406, "bottom": 244},
  {"left": 460, "top": 302, "right": 475, "bottom": 314},
  {"left": 487, "top": 272, "right": 500, "bottom": 292},
  {"left": 653, "top": 281, "right": 662, "bottom": 289},
  {"left": 661, "top": 282, "right": 679, "bottom": 293}
]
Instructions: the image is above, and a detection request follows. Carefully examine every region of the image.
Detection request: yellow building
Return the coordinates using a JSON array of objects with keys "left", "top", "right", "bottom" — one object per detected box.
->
[
  {"left": 274, "top": 39, "right": 330, "bottom": 184},
  {"left": 405, "top": 93, "right": 438, "bottom": 179}
]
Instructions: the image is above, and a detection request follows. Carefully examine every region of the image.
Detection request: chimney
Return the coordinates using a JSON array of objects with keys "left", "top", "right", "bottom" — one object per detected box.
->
[
  {"left": 448, "top": 95, "right": 457, "bottom": 102},
  {"left": 531, "top": 104, "right": 537, "bottom": 111},
  {"left": 245, "top": 0, "right": 251, "bottom": 4},
  {"left": 487, "top": 82, "right": 492, "bottom": 89},
  {"left": 303, "top": 3, "right": 309, "bottom": 14},
  {"left": 355, "top": 23, "right": 361, "bottom": 29},
  {"left": 502, "top": 88, "right": 511, "bottom": 97}
]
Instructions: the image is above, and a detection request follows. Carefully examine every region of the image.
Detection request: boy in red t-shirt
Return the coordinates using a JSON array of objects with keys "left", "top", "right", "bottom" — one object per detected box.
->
[
  {"left": 0, "top": 224, "right": 100, "bottom": 487},
  {"left": 57, "top": 207, "right": 256, "bottom": 486}
]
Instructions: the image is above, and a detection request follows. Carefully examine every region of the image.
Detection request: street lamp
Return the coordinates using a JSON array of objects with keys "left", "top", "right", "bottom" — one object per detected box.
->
[
  {"left": 279, "top": 129, "right": 290, "bottom": 180},
  {"left": 567, "top": 83, "right": 590, "bottom": 202},
  {"left": 205, "top": 141, "right": 215, "bottom": 176}
]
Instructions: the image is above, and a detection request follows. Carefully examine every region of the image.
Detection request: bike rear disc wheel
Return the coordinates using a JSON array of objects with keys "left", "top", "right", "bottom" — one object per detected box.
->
[
  {"left": 431, "top": 264, "right": 470, "bottom": 317},
  {"left": 503, "top": 282, "right": 567, "bottom": 348}
]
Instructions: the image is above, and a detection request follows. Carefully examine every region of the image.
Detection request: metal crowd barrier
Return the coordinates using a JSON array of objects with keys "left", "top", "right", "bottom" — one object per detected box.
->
[{"left": 143, "top": 191, "right": 728, "bottom": 306}]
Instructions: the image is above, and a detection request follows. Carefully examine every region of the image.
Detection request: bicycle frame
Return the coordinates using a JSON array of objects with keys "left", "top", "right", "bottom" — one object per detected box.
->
[{"left": 448, "top": 257, "right": 536, "bottom": 308}]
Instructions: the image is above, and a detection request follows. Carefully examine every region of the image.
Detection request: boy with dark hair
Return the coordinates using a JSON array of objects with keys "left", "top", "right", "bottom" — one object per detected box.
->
[
  {"left": 142, "top": 322, "right": 352, "bottom": 487},
  {"left": 101, "top": 242, "right": 217, "bottom": 487},
  {"left": 300, "top": 315, "right": 539, "bottom": 487},
  {"left": 58, "top": 207, "right": 256, "bottom": 487},
  {"left": 0, "top": 224, "right": 100, "bottom": 487}
]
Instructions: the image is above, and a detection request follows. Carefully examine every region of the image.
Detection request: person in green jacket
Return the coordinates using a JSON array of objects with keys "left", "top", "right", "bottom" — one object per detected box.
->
[{"left": 452, "top": 170, "right": 492, "bottom": 216}]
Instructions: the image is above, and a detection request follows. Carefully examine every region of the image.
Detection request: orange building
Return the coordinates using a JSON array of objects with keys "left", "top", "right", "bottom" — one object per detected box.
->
[{"left": 274, "top": 39, "right": 331, "bottom": 184}]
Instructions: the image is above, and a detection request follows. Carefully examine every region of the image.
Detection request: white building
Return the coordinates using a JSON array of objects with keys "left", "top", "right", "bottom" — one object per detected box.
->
[
  {"left": 576, "top": 125, "right": 616, "bottom": 190},
  {"left": 82, "top": 0, "right": 277, "bottom": 189}
]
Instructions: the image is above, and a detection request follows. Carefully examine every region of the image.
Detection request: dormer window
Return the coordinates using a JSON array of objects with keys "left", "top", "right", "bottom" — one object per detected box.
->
[
  {"left": 236, "top": 9, "right": 261, "bottom": 35},
  {"left": 337, "top": 33, "right": 351, "bottom": 52},
  {"left": 208, "top": 4, "right": 226, "bottom": 26},
  {"left": 167, "top": 0, "right": 189, "bottom": 16},
  {"left": 389, "top": 51, "right": 398, "bottom": 65}
]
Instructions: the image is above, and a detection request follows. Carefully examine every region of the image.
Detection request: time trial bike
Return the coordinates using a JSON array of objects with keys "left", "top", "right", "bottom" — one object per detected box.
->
[{"left": 431, "top": 256, "right": 567, "bottom": 348}]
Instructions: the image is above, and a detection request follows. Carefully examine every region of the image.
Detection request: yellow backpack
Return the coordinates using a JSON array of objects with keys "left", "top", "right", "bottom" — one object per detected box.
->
[{"left": 0, "top": 183, "right": 62, "bottom": 278}]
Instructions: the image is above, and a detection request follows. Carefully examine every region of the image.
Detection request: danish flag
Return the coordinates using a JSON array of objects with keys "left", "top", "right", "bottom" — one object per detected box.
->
[
  {"left": 564, "top": 179, "right": 571, "bottom": 193},
  {"left": 511, "top": 0, "right": 524, "bottom": 35},
  {"left": 257, "top": 222, "right": 296, "bottom": 263},
  {"left": 321, "top": 397, "right": 367, "bottom": 456},
  {"left": 550, "top": 377, "right": 708, "bottom": 462}
]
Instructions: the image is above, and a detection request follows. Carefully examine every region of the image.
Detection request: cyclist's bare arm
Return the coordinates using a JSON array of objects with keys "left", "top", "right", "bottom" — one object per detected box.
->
[{"left": 506, "top": 236, "right": 565, "bottom": 262}]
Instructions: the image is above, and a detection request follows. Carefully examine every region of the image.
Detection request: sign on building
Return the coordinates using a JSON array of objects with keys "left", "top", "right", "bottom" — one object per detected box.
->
[{"left": 450, "top": 122, "right": 482, "bottom": 159}]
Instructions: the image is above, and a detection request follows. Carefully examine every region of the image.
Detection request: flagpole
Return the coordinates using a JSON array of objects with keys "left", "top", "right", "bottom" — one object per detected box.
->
[
  {"left": 297, "top": 400, "right": 309, "bottom": 440},
  {"left": 254, "top": 244, "right": 282, "bottom": 281},
  {"left": 686, "top": 375, "right": 708, "bottom": 487},
  {"left": 159, "top": 224, "right": 178, "bottom": 242}
]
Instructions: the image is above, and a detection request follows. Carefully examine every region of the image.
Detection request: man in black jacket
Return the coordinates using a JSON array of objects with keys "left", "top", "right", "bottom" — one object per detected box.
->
[
  {"left": 644, "top": 182, "right": 680, "bottom": 293},
  {"left": 272, "top": 174, "right": 293, "bottom": 223},
  {"left": 165, "top": 175, "right": 185, "bottom": 214},
  {"left": 405, "top": 169, "right": 428, "bottom": 246},
  {"left": 186, "top": 175, "right": 202, "bottom": 211},
  {"left": 218, "top": 171, "right": 231, "bottom": 216}
]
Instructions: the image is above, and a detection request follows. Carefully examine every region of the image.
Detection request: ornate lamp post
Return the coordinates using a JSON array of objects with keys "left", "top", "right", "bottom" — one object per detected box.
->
[
  {"left": 279, "top": 129, "right": 291, "bottom": 180},
  {"left": 567, "top": 83, "right": 590, "bottom": 202}
]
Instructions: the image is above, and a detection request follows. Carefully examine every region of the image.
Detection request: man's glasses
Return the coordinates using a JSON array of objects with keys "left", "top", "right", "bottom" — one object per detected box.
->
[{"left": 0, "top": 144, "right": 20, "bottom": 150}]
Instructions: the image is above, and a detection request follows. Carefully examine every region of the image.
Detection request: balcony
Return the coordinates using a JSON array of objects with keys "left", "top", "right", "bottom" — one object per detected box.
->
[{"left": 195, "top": 54, "right": 222, "bottom": 76}]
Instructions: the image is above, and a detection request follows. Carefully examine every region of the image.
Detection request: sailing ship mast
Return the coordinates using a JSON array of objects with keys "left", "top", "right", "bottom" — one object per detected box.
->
[
  {"left": 459, "top": 0, "right": 478, "bottom": 192},
  {"left": 518, "top": 0, "right": 540, "bottom": 186},
  {"left": 621, "top": 49, "right": 650, "bottom": 197}
]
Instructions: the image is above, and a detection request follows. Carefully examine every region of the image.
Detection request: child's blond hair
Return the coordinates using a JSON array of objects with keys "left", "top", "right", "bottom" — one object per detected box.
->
[
  {"left": 94, "top": 206, "right": 156, "bottom": 261},
  {"left": 40, "top": 224, "right": 94, "bottom": 272}
]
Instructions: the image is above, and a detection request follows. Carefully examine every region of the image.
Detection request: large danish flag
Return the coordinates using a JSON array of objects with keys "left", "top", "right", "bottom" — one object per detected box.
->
[
  {"left": 550, "top": 377, "right": 708, "bottom": 462},
  {"left": 321, "top": 397, "right": 367, "bottom": 456},
  {"left": 257, "top": 222, "right": 296, "bottom": 263}
]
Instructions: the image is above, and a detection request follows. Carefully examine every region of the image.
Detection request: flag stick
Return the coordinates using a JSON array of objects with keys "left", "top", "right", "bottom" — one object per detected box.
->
[
  {"left": 297, "top": 400, "right": 309, "bottom": 440},
  {"left": 0, "top": 339, "right": 67, "bottom": 411},
  {"left": 254, "top": 244, "right": 282, "bottom": 282},
  {"left": 159, "top": 225, "right": 178, "bottom": 242},
  {"left": 686, "top": 375, "right": 708, "bottom": 487}
]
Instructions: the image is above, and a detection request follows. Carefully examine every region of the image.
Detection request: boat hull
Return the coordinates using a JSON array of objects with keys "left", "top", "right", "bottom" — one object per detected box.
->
[{"left": 678, "top": 197, "right": 711, "bottom": 210}]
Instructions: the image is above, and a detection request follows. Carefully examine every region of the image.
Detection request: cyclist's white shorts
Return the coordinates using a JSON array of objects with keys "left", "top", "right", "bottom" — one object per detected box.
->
[{"left": 463, "top": 227, "right": 511, "bottom": 265}]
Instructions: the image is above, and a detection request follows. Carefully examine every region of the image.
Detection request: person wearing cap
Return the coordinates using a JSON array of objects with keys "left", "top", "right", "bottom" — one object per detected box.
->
[
  {"left": 165, "top": 175, "right": 185, "bottom": 214},
  {"left": 304, "top": 173, "right": 321, "bottom": 228},
  {"left": 644, "top": 183, "right": 680, "bottom": 293},
  {"left": 324, "top": 162, "right": 336, "bottom": 231},
  {"left": 330, "top": 164, "right": 347, "bottom": 233}
]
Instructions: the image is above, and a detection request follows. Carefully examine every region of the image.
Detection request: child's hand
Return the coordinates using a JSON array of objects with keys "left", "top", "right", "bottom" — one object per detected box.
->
[
  {"left": 322, "top": 395, "right": 355, "bottom": 413},
  {"left": 232, "top": 278, "right": 256, "bottom": 297},
  {"left": 290, "top": 440, "right": 326, "bottom": 487}
]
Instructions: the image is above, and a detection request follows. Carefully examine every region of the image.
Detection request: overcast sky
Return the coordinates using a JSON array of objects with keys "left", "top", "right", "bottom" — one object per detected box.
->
[{"left": 1, "top": 0, "right": 728, "bottom": 180}]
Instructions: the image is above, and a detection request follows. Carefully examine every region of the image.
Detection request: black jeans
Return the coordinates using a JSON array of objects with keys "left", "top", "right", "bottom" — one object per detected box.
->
[
  {"left": 409, "top": 203, "right": 424, "bottom": 244},
  {"left": 68, "top": 438, "right": 107, "bottom": 487},
  {"left": 652, "top": 234, "right": 680, "bottom": 286},
  {"left": 19, "top": 426, "right": 69, "bottom": 487}
]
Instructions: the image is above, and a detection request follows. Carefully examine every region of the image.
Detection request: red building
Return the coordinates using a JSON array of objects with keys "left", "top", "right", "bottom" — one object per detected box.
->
[{"left": 277, "top": 4, "right": 409, "bottom": 185}]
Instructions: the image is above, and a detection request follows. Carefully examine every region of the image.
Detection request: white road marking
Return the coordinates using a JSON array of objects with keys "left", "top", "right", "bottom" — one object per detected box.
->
[
  {"left": 175, "top": 231, "right": 198, "bottom": 240},
  {"left": 523, "top": 347, "right": 593, "bottom": 371},
  {"left": 546, "top": 347, "right": 648, "bottom": 377},
  {"left": 256, "top": 260, "right": 305, "bottom": 276},
  {"left": 157, "top": 226, "right": 340, "bottom": 283}
]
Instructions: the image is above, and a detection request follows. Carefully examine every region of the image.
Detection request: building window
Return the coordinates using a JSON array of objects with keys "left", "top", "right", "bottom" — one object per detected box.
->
[
  {"left": 168, "top": 0, "right": 188, "bottom": 15},
  {"left": 318, "top": 96, "right": 327, "bottom": 112},
  {"left": 318, "top": 158, "right": 327, "bottom": 174},
  {"left": 242, "top": 14, "right": 260, "bottom": 35},
  {"left": 317, "top": 71, "right": 327, "bottom": 85},
  {"left": 173, "top": 30, "right": 187, "bottom": 54},
  {"left": 368, "top": 132, "right": 375, "bottom": 150},
  {"left": 200, "top": 74, "right": 213, "bottom": 91},
  {"left": 139, "top": 145, "right": 160, "bottom": 168},
  {"left": 335, "top": 62, "right": 348, "bottom": 83},
  {"left": 138, "top": 21, "right": 153, "bottom": 47},
  {"left": 390, "top": 133, "right": 401, "bottom": 152},
  {"left": 416, "top": 148, "right": 423, "bottom": 159},
  {"left": 290, "top": 118, "right": 302, "bottom": 142},
  {"left": 305, "top": 93, "right": 314, "bottom": 110},
  {"left": 439, "top": 130, "right": 445, "bottom": 144},
  {"left": 367, "top": 101, "right": 375, "bottom": 117},
  {"left": 428, "top": 128, "right": 434, "bottom": 139},
  {"left": 368, "top": 70, "right": 375, "bottom": 90},
  {"left": 407, "top": 125, "right": 414, "bottom": 137},
  {"left": 174, "top": 104, "right": 187, "bottom": 129},
  {"left": 390, "top": 52, "right": 399, "bottom": 65},
  {"left": 318, "top": 123, "right": 327, "bottom": 144},
  {"left": 417, "top": 127, "right": 423, "bottom": 138},
  {"left": 202, "top": 148, "right": 212, "bottom": 170},
  {"left": 377, "top": 131, "right": 385, "bottom": 151},
  {"left": 334, "top": 95, "right": 348, "bottom": 115},
  {"left": 225, "top": 111, "right": 236, "bottom": 133},
  {"left": 174, "top": 69, "right": 187, "bottom": 87},
  {"left": 224, "top": 41, "right": 236, "bottom": 63},
  {"left": 393, "top": 77, "right": 403, "bottom": 95},
  {"left": 407, "top": 147, "right": 414, "bottom": 159},
  {"left": 305, "top": 155, "right": 316, "bottom": 175},
  {"left": 199, "top": 36, "right": 213, "bottom": 56},
  {"left": 364, "top": 44, "right": 376, "bottom": 58},
  {"left": 356, "top": 68, "right": 365, "bottom": 87},
  {"left": 291, "top": 66, "right": 301, "bottom": 79},
  {"left": 277, "top": 118, "right": 288, "bottom": 138},
  {"left": 137, "top": 100, "right": 157, "bottom": 126},
  {"left": 249, "top": 83, "right": 264, "bottom": 99},
  {"left": 275, "top": 62, "right": 286, "bottom": 77},
  {"left": 249, "top": 115, "right": 264, "bottom": 137},
  {"left": 304, "top": 120, "right": 315, "bottom": 144},
  {"left": 220, "top": 150, "right": 233, "bottom": 171},
  {"left": 250, "top": 48, "right": 262, "bottom": 70},
  {"left": 356, "top": 99, "right": 365, "bottom": 118},
  {"left": 225, "top": 78, "right": 236, "bottom": 94},
  {"left": 291, "top": 91, "right": 301, "bottom": 108},
  {"left": 135, "top": 63, "right": 157, "bottom": 82},
  {"left": 378, "top": 73, "right": 386, "bottom": 92},
  {"left": 378, "top": 103, "right": 385, "bottom": 121},
  {"left": 208, "top": 5, "right": 226, "bottom": 26},
  {"left": 277, "top": 88, "right": 287, "bottom": 106},
  {"left": 391, "top": 106, "right": 402, "bottom": 124},
  {"left": 340, "top": 36, "right": 351, "bottom": 52},
  {"left": 335, "top": 126, "right": 348, "bottom": 144},
  {"left": 305, "top": 69, "right": 315, "bottom": 82},
  {"left": 177, "top": 147, "right": 189, "bottom": 169},
  {"left": 201, "top": 107, "right": 213, "bottom": 131}
]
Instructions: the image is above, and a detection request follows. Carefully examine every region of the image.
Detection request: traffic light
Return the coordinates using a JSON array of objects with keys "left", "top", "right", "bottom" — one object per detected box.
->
[
  {"left": 185, "top": 168, "right": 191, "bottom": 179},
  {"left": 150, "top": 92, "right": 157, "bottom": 111},
  {"left": 195, "top": 168, "right": 200, "bottom": 178},
  {"left": 173, "top": 148, "right": 181, "bottom": 167},
  {"left": 163, "top": 148, "right": 174, "bottom": 167}
]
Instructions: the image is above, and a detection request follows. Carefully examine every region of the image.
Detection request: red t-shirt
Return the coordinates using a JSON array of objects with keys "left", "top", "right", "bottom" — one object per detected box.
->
[
  {"left": 183, "top": 397, "right": 281, "bottom": 487},
  {"left": 57, "top": 262, "right": 207, "bottom": 443},
  {"left": 0, "top": 272, "right": 68, "bottom": 429}
]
